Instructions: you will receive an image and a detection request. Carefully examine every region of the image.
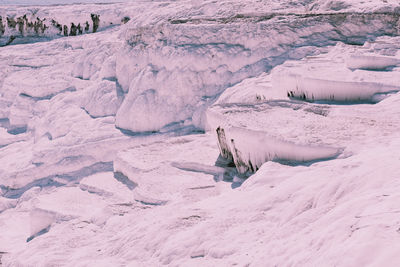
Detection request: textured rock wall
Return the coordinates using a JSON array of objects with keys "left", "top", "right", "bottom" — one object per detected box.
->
[{"left": 115, "top": 11, "right": 400, "bottom": 132}]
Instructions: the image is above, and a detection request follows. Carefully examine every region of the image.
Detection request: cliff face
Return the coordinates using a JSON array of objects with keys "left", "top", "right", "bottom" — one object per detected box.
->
[
  {"left": 0, "top": 2, "right": 399, "bottom": 133},
  {"left": 115, "top": 11, "right": 400, "bottom": 132},
  {"left": 1, "top": 1, "right": 398, "bottom": 130}
]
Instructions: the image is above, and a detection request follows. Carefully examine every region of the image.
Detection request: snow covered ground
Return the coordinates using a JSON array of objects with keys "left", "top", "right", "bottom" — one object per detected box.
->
[{"left": 1, "top": 0, "right": 400, "bottom": 266}]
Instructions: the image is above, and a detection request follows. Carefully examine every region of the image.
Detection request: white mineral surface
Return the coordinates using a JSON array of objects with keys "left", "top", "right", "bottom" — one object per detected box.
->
[{"left": 1, "top": 0, "right": 400, "bottom": 266}]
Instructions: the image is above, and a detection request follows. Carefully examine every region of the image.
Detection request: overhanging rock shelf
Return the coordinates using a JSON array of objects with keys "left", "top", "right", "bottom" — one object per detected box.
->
[{"left": 206, "top": 40, "right": 400, "bottom": 174}]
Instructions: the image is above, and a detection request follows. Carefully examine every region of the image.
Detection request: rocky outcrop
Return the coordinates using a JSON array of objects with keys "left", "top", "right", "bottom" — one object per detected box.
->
[
  {"left": 206, "top": 38, "right": 400, "bottom": 174},
  {"left": 115, "top": 11, "right": 400, "bottom": 133}
]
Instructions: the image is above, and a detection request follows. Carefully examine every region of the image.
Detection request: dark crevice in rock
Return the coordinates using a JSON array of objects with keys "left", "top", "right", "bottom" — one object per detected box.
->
[
  {"left": 115, "top": 79, "right": 126, "bottom": 99},
  {"left": 113, "top": 171, "right": 137, "bottom": 190},
  {"left": 188, "top": 185, "right": 216, "bottom": 190},
  {"left": 230, "top": 138, "right": 252, "bottom": 175},
  {"left": 103, "top": 77, "right": 117, "bottom": 82},
  {"left": 0, "top": 178, "right": 64, "bottom": 199},
  {"left": 216, "top": 126, "right": 233, "bottom": 161},
  {"left": 7, "top": 125, "right": 27, "bottom": 135},
  {"left": 11, "top": 64, "right": 51, "bottom": 69},
  {"left": 19, "top": 86, "right": 76, "bottom": 101},
  {"left": 1, "top": 161, "right": 113, "bottom": 199},
  {"left": 26, "top": 226, "right": 50, "bottom": 243},
  {"left": 80, "top": 107, "right": 115, "bottom": 119},
  {"left": 75, "top": 76, "right": 89, "bottom": 80},
  {"left": 191, "top": 254, "right": 205, "bottom": 259},
  {"left": 117, "top": 122, "right": 204, "bottom": 137},
  {"left": 135, "top": 199, "right": 167, "bottom": 206},
  {"left": 169, "top": 12, "right": 400, "bottom": 25},
  {"left": 80, "top": 107, "right": 96, "bottom": 119},
  {"left": 116, "top": 126, "right": 158, "bottom": 137}
]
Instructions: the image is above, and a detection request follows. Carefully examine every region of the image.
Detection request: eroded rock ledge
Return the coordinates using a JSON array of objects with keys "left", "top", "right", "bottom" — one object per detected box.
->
[{"left": 206, "top": 39, "right": 400, "bottom": 174}]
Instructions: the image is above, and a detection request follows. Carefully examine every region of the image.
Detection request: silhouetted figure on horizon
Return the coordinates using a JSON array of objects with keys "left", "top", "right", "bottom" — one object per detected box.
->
[
  {"left": 85, "top": 21, "right": 90, "bottom": 33},
  {"left": 63, "top": 25, "right": 68, "bottom": 36},
  {"left": 0, "top": 17, "right": 5, "bottom": 36},
  {"left": 70, "top": 22, "right": 77, "bottom": 36},
  {"left": 91, "top": 14, "right": 100, "bottom": 33},
  {"left": 77, "top": 23, "right": 82, "bottom": 34}
]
